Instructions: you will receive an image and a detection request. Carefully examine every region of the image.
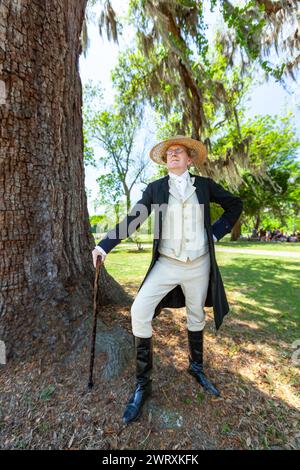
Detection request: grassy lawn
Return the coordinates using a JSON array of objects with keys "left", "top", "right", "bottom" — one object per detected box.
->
[
  {"left": 217, "top": 240, "right": 300, "bottom": 252},
  {"left": 216, "top": 252, "right": 300, "bottom": 342},
  {"left": 104, "top": 247, "right": 300, "bottom": 344},
  {"left": 104, "top": 248, "right": 153, "bottom": 285}
]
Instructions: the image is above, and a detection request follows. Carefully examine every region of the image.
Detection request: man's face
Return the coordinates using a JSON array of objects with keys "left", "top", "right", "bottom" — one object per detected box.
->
[{"left": 165, "top": 144, "right": 193, "bottom": 172}]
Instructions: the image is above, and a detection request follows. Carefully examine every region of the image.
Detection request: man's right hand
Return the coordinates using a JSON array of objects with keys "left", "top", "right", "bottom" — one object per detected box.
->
[{"left": 92, "top": 247, "right": 106, "bottom": 269}]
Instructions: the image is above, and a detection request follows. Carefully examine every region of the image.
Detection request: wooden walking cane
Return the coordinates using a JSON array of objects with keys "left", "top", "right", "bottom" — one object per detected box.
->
[{"left": 88, "top": 255, "right": 103, "bottom": 389}]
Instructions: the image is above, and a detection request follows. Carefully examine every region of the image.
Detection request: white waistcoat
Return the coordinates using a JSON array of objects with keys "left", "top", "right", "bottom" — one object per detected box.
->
[{"left": 158, "top": 175, "right": 209, "bottom": 262}]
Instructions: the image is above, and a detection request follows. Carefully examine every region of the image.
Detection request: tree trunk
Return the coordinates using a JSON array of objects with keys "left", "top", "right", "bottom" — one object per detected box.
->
[
  {"left": 254, "top": 212, "right": 261, "bottom": 230},
  {"left": 230, "top": 218, "right": 242, "bottom": 241},
  {"left": 0, "top": 0, "right": 130, "bottom": 360}
]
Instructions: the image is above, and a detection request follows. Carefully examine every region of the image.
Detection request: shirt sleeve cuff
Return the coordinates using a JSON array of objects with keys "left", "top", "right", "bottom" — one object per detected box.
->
[{"left": 95, "top": 246, "right": 107, "bottom": 256}]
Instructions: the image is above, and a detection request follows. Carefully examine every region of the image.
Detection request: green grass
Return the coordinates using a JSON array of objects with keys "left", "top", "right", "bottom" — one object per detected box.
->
[
  {"left": 104, "top": 247, "right": 300, "bottom": 344},
  {"left": 217, "top": 240, "right": 300, "bottom": 252},
  {"left": 104, "top": 248, "right": 153, "bottom": 285},
  {"left": 218, "top": 251, "right": 300, "bottom": 341}
]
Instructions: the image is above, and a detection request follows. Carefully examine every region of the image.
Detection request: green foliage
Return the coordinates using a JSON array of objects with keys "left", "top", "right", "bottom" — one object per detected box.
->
[
  {"left": 221, "top": 0, "right": 285, "bottom": 82},
  {"left": 215, "top": 111, "right": 300, "bottom": 230},
  {"left": 96, "top": 172, "right": 123, "bottom": 207},
  {"left": 89, "top": 214, "right": 106, "bottom": 225},
  {"left": 83, "top": 126, "right": 96, "bottom": 167},
  {"left": 83, "top": 81, "right": 150, "bottom": 215},
  {"left": 90, "top": 214, "right": 109, "bottom": 233}
]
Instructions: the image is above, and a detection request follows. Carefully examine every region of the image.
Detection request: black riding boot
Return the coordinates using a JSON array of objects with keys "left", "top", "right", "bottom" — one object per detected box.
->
[
  {"left": 187, "top": 329, "right": 220, "bottom": 397},
  {"left": 122, "top": 336, "right": 153, "bottom": 424}
]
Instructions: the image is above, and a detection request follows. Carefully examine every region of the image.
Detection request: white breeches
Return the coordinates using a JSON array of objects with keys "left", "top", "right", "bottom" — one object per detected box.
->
[{"left": 131, "top": 251, "right": 211, "bottom": 338}]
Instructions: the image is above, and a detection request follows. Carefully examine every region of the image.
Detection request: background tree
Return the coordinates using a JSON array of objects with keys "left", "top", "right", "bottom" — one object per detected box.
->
[
  {"left": 92, "top": 0, "right": 299, "bottom": 182},
  {"left": 83, "top": 82, "right": 151, "bottom": 213},
  {"left": 221, "top": 0, "right": 300, "bottom": 81},
  {"left": 232, "top": 112, "right": 300, "bottom": 233},
  {"left": 94, "top": 172, "right": 124, "bottom": 225}
]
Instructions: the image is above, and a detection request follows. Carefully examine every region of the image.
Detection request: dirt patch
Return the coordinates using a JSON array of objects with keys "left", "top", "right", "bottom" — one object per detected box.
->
[{"left": 0, "top": 304, "right": 299, "bottom": 449}]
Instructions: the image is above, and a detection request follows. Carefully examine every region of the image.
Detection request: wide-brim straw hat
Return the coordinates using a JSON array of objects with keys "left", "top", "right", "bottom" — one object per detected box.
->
[{"left": 149, "top": 135, "right": 207, "bottom": 166}]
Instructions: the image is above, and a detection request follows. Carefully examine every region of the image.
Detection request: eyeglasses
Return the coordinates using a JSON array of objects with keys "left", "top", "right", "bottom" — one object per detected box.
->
[{"left": 166, "top": 148, "right": 185, "bottom": 156}]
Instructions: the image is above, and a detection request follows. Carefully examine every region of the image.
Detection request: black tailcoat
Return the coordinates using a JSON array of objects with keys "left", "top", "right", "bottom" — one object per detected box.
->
[{"left": 98, "top": 173, "right": 243, "bottom": 330}]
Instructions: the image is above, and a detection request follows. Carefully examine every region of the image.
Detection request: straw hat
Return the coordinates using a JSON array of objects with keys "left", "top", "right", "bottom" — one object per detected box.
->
[{"left": 149, "top": 135, "right": 207, "bottom": 166}]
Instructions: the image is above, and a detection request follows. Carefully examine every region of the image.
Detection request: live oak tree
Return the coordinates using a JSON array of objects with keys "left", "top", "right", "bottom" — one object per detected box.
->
[
  {"left": 221, "top": 0, "right": 300, "bottom": 81},
  {"left": 2, "top": 0, "right": 298, "bottom": 361},
  {"left": 0, "top": 0, "right": 130, "bottom": 361}
]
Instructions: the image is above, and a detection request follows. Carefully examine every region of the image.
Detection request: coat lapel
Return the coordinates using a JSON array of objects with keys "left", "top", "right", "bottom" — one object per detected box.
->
[
  {"left": 182, "top": 175, "right": 196, "bottom": 202},
  {"left": 188, "top": 171, "right": 205, "bottom": 204},
  {"left": 168, "top": 178, "right": 182, "bottom": 201},
  {"left": 160, "top": 174, "right": 170, "bottom": 205}
]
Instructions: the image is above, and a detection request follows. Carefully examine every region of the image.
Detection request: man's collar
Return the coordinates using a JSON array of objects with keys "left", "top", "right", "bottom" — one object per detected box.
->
[{"left": 168, "top": 169, "right": 189, "bottom": 180}]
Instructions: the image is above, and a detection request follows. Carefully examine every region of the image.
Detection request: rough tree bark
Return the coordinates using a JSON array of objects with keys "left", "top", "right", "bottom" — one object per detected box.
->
[{"left": 0, "top": 0, "right": 131, "bottom": 361}]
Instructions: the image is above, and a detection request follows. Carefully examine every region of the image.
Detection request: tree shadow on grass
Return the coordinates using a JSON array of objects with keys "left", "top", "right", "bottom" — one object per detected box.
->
[{"left": 217, "top": 256, "right": 300, "bottom": 344}]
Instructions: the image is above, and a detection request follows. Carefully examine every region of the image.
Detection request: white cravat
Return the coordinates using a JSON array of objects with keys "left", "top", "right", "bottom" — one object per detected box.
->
[{"left": 168, "top": 169, "right": 189, "bottom": 199}]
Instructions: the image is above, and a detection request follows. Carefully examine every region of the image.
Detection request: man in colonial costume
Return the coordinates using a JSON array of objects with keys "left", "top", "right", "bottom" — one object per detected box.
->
[{"left": 92, "top": 135, "right": 243, "bottom": 424}]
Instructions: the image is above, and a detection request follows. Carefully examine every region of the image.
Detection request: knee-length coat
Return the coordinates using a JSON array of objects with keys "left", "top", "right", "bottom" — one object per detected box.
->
[{"left": 98, "top": 172, "right": 243, "bottom": 330}]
